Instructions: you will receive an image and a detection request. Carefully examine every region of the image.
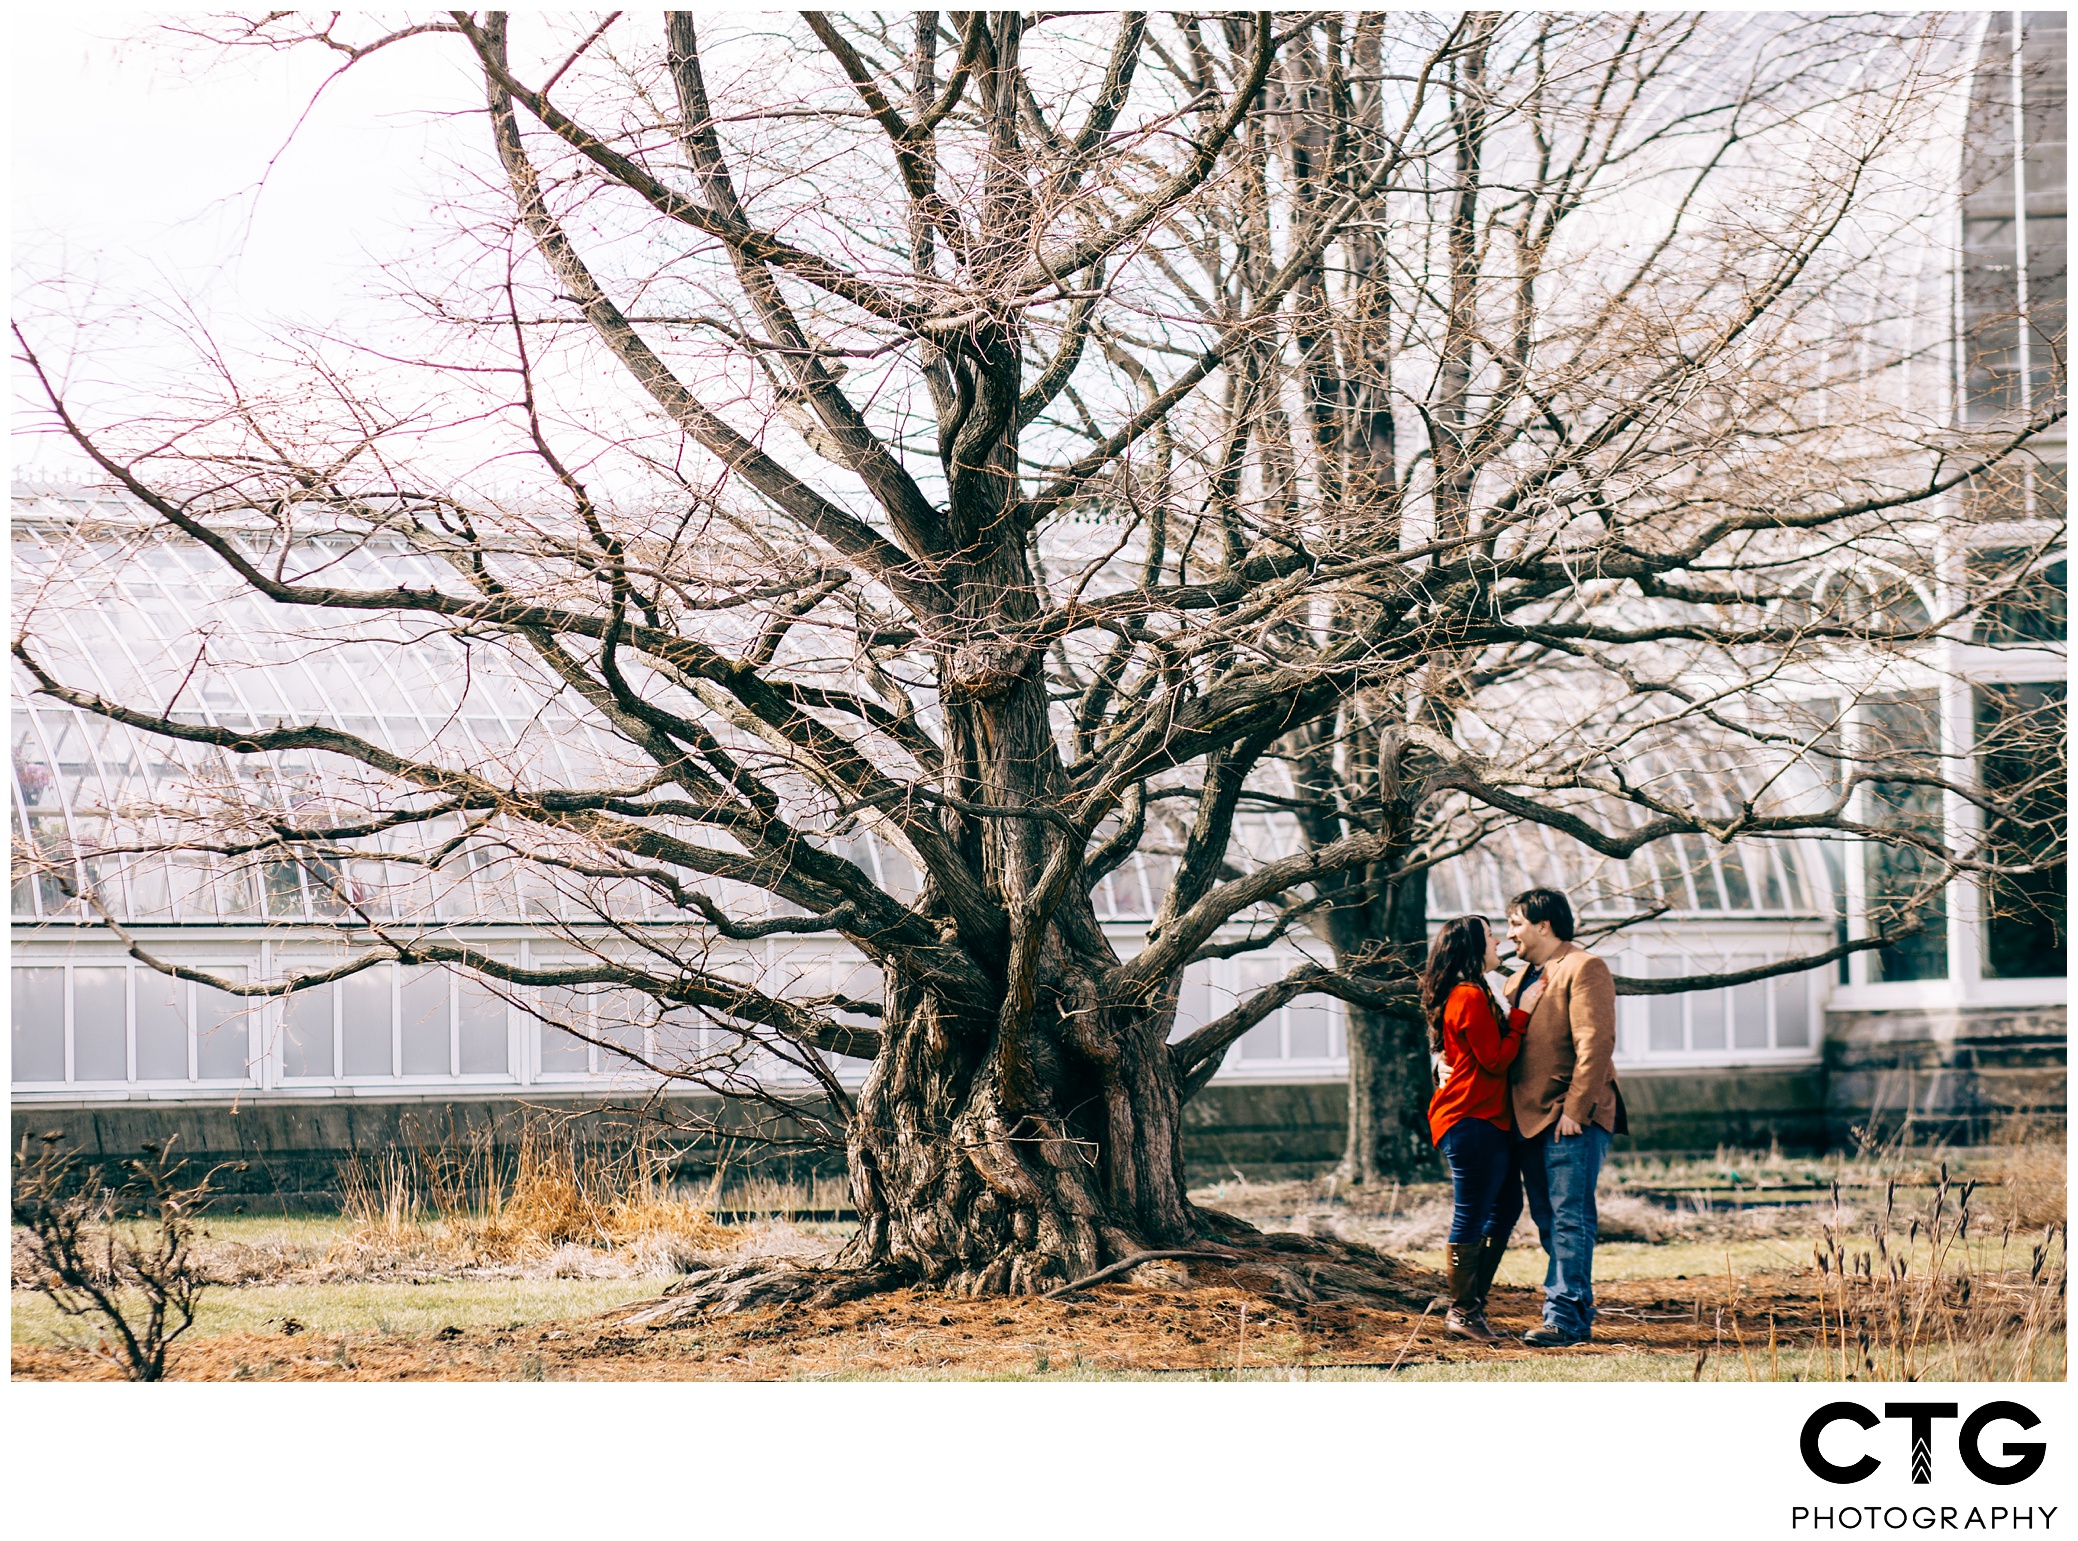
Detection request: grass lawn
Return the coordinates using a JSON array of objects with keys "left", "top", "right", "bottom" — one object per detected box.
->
[
  {"left": 1406, "top": 1238, "right": 1813, "bottom": 1286},
  {"left": 810, "top": 1351, "right": 1793, "bottom": 1382},
  {"left": 10, "top": 1277, "right": 665, "bottom": 1347},
  {"left": 190, "top": 1214, "right": 359, "bottom": 1243}
]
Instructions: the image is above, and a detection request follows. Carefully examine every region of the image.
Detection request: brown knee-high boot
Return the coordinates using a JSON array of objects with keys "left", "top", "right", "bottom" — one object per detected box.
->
[
  {"left": 1464, "top": 1234, "right": 1509, "bottom": 1335},
  {"left": 1444, "top": 1243, "right": 1499, "bottom": 1342}
]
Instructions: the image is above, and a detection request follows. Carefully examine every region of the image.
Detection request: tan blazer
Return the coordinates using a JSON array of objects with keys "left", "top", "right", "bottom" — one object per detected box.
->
[{"left": 1506, "top": 943, "right": 1622, "bottom": 1139}]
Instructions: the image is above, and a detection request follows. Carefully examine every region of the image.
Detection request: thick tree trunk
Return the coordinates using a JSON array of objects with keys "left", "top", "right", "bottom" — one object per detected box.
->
[
  {"left": 1340, "top": 1002, "right": 1437, "bottom": 1184},
  {"left": 837, "top": 947, "right": 1199, "bottom": 1294},
  {"left": 1334, "top": 821, "right": 1436, "bottom": 1183},
  {"left": 630, "top": 973, "right": 1439, "bottom": 1318},
  {"left": 623, "top": 916, "right": 1441, "bottom": 1319}
]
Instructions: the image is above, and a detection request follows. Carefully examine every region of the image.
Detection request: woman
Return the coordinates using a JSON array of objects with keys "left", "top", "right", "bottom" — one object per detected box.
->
[{"left": 1423, "top": 914, "right": 1540, "bottom": 1342}]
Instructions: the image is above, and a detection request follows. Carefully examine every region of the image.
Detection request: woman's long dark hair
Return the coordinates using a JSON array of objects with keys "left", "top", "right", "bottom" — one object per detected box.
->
[{"left": 1421, "top": 915, "right": 1497, "bottom": 1053}]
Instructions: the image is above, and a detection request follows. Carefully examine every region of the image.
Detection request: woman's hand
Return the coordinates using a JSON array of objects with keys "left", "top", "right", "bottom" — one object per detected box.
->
[{"left": 1519, "top": 977, "right": 1548, "bottom": 1016}]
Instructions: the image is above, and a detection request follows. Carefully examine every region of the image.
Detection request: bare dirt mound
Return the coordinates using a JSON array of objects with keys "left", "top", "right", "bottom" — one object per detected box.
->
[{"left": 10, "top": 1273, "right": 1810, "bottom": 1382}]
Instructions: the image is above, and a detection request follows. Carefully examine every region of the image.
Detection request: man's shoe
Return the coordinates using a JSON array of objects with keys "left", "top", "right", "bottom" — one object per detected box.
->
[
  {"left": 1446, "top": 1306, "right": 1499, "bottom": 1343},
  {"left": 1522, "top": 1323, "right": 1591, "bottom": 1348}
]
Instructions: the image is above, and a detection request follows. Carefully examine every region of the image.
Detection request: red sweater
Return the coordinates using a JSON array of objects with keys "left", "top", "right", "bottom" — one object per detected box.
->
[{"left": 1427, "top": 982, "right": 1527, "bottom": 1144}]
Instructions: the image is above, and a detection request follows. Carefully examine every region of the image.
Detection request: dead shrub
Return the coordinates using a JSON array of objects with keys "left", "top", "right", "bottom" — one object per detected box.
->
[
  {"left": 1593, "top": 1192, "right": 1688, "bottom": 1244},
  {"left": 11, "top": 1132, "right": 238, "bottom": 1381}
]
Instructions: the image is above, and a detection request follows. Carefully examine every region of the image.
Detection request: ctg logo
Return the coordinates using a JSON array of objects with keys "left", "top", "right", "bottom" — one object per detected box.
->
[{"left": 1801, "top": 1402, "right": 2045, "bottom": 1486}]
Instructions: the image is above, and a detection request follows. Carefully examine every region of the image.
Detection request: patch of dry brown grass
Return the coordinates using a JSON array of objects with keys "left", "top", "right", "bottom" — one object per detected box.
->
[
  {"left": 335, "top": 1118, "right": 736, "bottom": 1273},
  {"left": 1981, "top": 1128, "right": 2066, "bottom": 1231}
]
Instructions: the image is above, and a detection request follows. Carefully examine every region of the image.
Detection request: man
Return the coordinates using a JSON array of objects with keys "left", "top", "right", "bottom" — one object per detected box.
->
[{"left": 1505, "top": 887, "right": 1624, "bottom": 1347}]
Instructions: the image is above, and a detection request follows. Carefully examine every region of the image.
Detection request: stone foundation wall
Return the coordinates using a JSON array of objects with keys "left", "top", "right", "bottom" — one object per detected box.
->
[
  {"left": 9, "top": 1092, "right": 841, "bottom": 1209},
  {"left": 1824, "top": 1003, "right": 2067, "bottom": 1148},
  {"left": 1609, "top": 1065, "right": 1831, "bottom": 1154}
]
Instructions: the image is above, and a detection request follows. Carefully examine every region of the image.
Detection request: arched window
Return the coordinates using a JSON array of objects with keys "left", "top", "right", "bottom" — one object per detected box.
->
[{"left": 1961, "top": 12, "right": 2066, "bottom": 424}]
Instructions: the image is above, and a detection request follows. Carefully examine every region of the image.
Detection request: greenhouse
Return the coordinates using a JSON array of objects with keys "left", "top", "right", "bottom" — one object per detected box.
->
[
  {"left": 8, "top": 11, "right": 2066, "bottom": 1167},
  {"left": 8, "top": 491, "right": 1849, "bottom": 1069},
  {"left": 7, "top": 483, "right": 2021, "bottom": 1156}
]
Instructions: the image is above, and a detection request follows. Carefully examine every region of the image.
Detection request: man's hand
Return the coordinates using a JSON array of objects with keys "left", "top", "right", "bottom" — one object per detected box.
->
[{"left": 1556, "top": 1113, "right": 1584, "bottom": 1138}]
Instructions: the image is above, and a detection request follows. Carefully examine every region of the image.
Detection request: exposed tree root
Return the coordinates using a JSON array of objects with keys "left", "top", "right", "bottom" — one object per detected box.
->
[
  {"left": 1186, "top": 1223, "right": 1440, "bottom": 1312},
  {"left": 608, "top": 1262, "right": 909, "bottom": 1326},
  {"left": 1044, "top": 1249, "right": 1246, "bottom": 1298},
  {"left": 604, "top": 1211, "right": 1439, "bottom": 1327}
]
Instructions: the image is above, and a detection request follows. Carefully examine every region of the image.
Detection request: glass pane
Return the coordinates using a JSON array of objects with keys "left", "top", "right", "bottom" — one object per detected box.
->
[
  {"left": 536, "top": 986, "right": 591, "bottom": 1072},
  {"left": 263, "top": 860, "right": 305, "bottom": 919},
  {"left": 652, "top": 1008, "right": 707, "bottom": 1071},
  {"left": 1650, "top": 841, "right": 1692, "bottom": 909},
  {"left": 832, "top": 963, "right": 880, "bottom": 1028},
  {"left": 1235, "top": 960, "right": 1284, "bottom": 1059},
  {"left": 457, "top": 978, "right": 508, "bottom": 1074},
  {"left": 1968, "top": 550, "right": 2067, "bottom": 644},
  {"left": 1173, "top": 961, "right": 1215, "bottom": 1040},
  {"left": 1961, "top": 224, "right": 2022, "bottom": 419},
  {"left": 12, "top": 966, "right": 65, "bottom": 1081},
  {"left": 196, "top": 972, "right": 252, "bottom": 1080},
  {"left": 1718, "top": 846, "right": 1754, "bottom": 909},
  {"left": 135, "top": 969, "right": 188, "bottom": 1080},
  {"left": 1647, "top": 957, "right": 1685, "bottom": 1052},
  {"left": 73, "top": 967, "right": 128, "bottom": 1081},
  {"left": 1960, "top": 6, "right": 2027, "bottom": 425},
  {"left": 282, "top": 984, "right": 334, "bottom": 1078},
  {"left": 1731, "top": 975, "right": 1770, "bottom": 1050},
  {"left": 1864, "top": 694, "right": 1948, "bottom": 981},
  {"left": 1773, "top": 971, "right": 1811, "bottom": 1048},
  {"left": 341, "top": 967, "right": 394, "bottom": 1077},
  {"left": 1977, "top": 683, "right": 2069, "bottom": 978},
  {"left": 1689, "top": 983, "right": 1725, "bottom": 1051},
  {"left": 1777, "top": 847, "right": 1803, "bottom": 911},
  {"left": 1286, "top": 996, "right": 1332, "bottom": 1060},
  {"left": 400, "top": 968, "right": 451, "bottom": 1076},
  {"left": 1237, "top": 1017, "right": 1283, "bottom": 1060},
  {"left": 1819, "top": 842, "right": 1848, "bottom": 983},
  {"left": 1684, "top": 837, "right": 1723, "bottom": 910},
  {"left": 596, "top": 989, "right": 648, "bottom": 1067}
]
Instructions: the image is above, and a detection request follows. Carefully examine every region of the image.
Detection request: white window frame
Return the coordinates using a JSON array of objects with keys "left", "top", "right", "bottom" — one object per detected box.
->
[
  {"left": 1827, "top": 532, "right": 2066, "bottom": 1012},
  {"left": 9, "top": 956, "right": 260, "bottom": 1095},
  {"left": 1612, "top": 940, "right": 1829, "bottom": 1068}
]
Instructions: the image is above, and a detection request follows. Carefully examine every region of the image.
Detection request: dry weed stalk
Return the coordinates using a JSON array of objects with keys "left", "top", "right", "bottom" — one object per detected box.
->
[{"left": 1738, "top": 1147, "right": 2067, "bottom": 1382}]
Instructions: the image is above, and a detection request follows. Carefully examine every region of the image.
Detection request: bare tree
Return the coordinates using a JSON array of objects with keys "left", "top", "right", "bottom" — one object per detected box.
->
[
  {"left": 1047, "top": 11, "right": 2071, "bottom": 1179},
  {"left": 12, "top": 1134, "right": 234, "bottom": 1380},
  {"left": 13, "top": 12, "right": 2064, "bottom": 1301}
]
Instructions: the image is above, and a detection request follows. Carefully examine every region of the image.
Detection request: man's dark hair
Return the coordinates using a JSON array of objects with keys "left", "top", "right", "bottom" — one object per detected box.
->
[{"left": 1508, "top": 887, "right": 1576, "bottom": 942}]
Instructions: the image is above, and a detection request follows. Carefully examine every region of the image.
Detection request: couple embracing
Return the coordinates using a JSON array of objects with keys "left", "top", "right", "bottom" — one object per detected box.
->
[{"left": 1421, "top": 887, "right": 1625, "bottom": 1348}]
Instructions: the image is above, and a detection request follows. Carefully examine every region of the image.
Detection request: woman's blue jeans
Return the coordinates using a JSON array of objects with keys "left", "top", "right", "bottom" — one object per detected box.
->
[
  {"left": 1519, "top": 1123, "right": 1612, "bottom": 1339},
  {"left": 1436, "top": 1117, "right": 1523, "bottom": 1245}
]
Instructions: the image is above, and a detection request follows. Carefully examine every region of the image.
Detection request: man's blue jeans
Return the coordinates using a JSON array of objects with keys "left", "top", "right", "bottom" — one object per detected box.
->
[{"left": 1520, "top": 1123, "right": 1611, "bottom": 1339}]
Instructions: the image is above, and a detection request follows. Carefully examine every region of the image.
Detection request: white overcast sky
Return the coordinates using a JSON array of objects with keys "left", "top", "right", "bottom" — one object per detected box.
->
[{"left": 11, "top": 11, "right": 493, "bottom": 480}]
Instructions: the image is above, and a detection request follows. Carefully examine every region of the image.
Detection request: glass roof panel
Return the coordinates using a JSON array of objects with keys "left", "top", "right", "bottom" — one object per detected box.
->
[{"left": 13, "top": 494, "right": 1834, "bottom": 930}]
